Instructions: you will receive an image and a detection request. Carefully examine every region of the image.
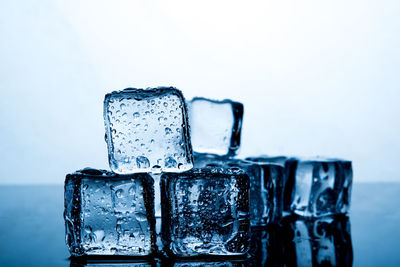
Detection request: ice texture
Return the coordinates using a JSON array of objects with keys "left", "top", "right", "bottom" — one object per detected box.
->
[
  {"left": 161, "top": 168, "right": 250, "bottom": 257},
  {"left": 282, "top": 216, "right": 353, "bottom": 266},
  {"left": 195, "top": 154, "right": 284, "bottom": 226},
  {"left": 285, "top": 158, "right": 353, "bottom": 217},
  {"left": 189, "top": 97, "right": 243, "bottom": 156},
  {"left": 64, "top": 168, "right": 156, "bottom": 256},
  {"left": 104, "top": 87, "right": 193, "bottom": 174},
  {"left": 246, "top": 156, "right": 353, "bottom": 217}
]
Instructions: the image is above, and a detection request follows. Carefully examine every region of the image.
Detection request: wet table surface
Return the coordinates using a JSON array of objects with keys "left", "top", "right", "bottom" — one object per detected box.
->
[{"left": 0, "top": 183, "right": 399, "bottom": 266}]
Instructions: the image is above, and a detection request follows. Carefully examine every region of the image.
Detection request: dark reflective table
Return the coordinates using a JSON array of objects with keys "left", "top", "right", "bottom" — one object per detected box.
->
[{"left": 0, "top": 183, "right": 399, "bottom": 266}]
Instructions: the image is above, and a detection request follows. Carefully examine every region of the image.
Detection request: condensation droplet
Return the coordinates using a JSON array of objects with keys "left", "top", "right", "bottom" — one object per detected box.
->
[
  {"left": 165, "top": 157, "right": 177, "bottom": 168},
  {"left": 136, "top": 156, "right": 150, "bottom": 169},
  {"left": 165, "top": 127, "right": 172, "bottom": 135}
]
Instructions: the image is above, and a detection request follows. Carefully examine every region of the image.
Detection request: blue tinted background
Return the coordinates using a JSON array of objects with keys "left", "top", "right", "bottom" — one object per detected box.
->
[{"left": 1, "top": 0, "right": 399, "bottom": 184}]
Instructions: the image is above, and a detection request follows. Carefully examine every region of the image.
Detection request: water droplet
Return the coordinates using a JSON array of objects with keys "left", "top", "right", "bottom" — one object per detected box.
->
[
  {"left": 151, "top": 165, "right": 162, "bottom": 173},
  {"left": 115, "top": 189, "right": 123, "bottom": 198},
  {"left": 165, "top": 157, "right": 177, "bottom": 168},
  {"left": 120, "top": 103, "right": 126, "bottom": 109},
  {"left": 133, "top": 112, "right": 140, "bottom": 119},
  {"left": 150, "top": 139, "right": 155, "bottom": 144},
  {"left": 165, "top": 127, "right": 172, "bottom": 135},
  {"left": 136, "top": 156, "right": 150, "bottom": 168},
  {"left": 128, "top": 185, "right": 136, "bottom": 195},
  {"left": 151, "top": 100, "right": 155, "bottom": 105},
  {"left": 163, "top": 102, "right": 168, "bottom": 107}
]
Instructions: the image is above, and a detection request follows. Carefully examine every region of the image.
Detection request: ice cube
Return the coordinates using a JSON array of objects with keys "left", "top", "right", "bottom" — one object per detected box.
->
[
  {"left": 161, "top": 168, "right": 250, "bottom": 257},
  {"left": 64, "top": 168, "right": 156, "bottom": 256},
  {"left": 104, "top": 87, "right": 193, "bottom": 174},
  {"left": 246, "top": 156, "right": 352, "bottom": 217},
  {"left": 195, "top": 154, "right": 284, "bottom": 226},
  {"left": 188, "top": 97, "right": 243, "bottom": 156},
  {"left": 238, "top": 160, "right": 284, "bottom": 226},
  {"left": 286, "top": 158, "right": 353, "bottom": 217},
  {"left": 282, "top": 215, "right": 353, "bottom": 266}
]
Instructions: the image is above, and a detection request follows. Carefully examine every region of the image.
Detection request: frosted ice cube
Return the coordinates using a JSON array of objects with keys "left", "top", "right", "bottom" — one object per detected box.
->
[
  {"left": 64, "top": 168, "right": 156, "bottom": 256},
  {"left": 161, "top": 168, "right": 250, "bottom": 257},
  {"left": 282, "top": 216, "right": 353, "bottom": 266},
  {"left": 189, "top": 97, "right": 243, "bottom": 156},
  {"left": 104, "top": 87, "right": 193, "bottom": 174}
]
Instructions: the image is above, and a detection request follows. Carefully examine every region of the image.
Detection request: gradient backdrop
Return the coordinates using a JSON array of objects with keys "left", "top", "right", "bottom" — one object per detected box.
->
[{"left": 1, "top": 0, "right": 399, "bottom": 184}]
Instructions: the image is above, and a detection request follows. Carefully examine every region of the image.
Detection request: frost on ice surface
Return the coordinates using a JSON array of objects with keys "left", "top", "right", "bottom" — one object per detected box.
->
[
  {"left": 161, "top": 168, "right": 250, "bottom": 257},
  {"left": 189, "top": 97, "right": 243, "bottom": 157},
  {"left": 104, "top": 87, "right": 193, "bottom": 174},
  {"left": 64, "top": 168, "right": 156, "bottom": 256}
]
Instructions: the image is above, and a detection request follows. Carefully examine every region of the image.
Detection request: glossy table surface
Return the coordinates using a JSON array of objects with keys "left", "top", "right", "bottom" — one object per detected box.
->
[{"left": 0, "top": 183, "right": 399, "bottom": 266}]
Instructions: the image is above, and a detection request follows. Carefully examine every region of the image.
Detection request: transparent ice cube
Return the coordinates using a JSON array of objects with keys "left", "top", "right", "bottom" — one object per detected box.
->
[
  {"left": 282, "top": 215, "right": 353, "bottom": 266},
  {"left": 64, "top": 168, "right": 156, "bottom": 256},
  {"left": 188, "top": 97, "right": 243, "bottom": 156},
  {"left": 247, "top": 156, "right": 353, "bottom": 217},
  {"left": 287, "top": 158, "right": 353, "bottom": 217},
  {"left": 161, "top": 168, "right": 250, "bottom": 257},
  {"left": 195, "top": 154, "right": 284, "bottom": 226},
  {"left": 104, "top": 87, "right": 193, "bottom": 174}
]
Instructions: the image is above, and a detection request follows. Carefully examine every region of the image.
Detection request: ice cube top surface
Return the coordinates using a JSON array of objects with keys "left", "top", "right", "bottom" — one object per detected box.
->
[
  {"left": 64, "top": 169, "right": 156, "bottom": 256},
  {"left": 189, "top": 97, "right": 243, "bottom": 157},
  {"left": 161, "top": 168, "right": 250, "bottom": 257},
  {"left": 104, "top": 87, "right": 193, "bottom": 174}
]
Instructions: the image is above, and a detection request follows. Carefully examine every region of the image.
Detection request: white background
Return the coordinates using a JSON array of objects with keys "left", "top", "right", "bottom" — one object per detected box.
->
[{"left": 0, "top": 0, "right": 399, "bottom": 184}]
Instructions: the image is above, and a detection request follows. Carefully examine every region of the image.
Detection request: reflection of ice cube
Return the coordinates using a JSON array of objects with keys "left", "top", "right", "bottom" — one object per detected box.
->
[
  {"left": 195, "top": 154, "right": 284, "bottom": 226},
  {"left": 172, "top": 259, "right": 246, "bottom": 266},
  {"left": 104, "top": 87, "right": 193, "bottom": 174},
  {"left": 189, "top": 97, "right": 243, "bottom": 156},
  {"left": 70, "top": 258, "right": 155, "bottom": 267},
  {"left": 64, "top": 168, "right": 156, "bottom": 256},
  {"left": 282, "top": 215, "right": 353, "bottom": 267},
  {"left": 248, "top": 226, "right": 285, "bottom": 267},
  {"left": 161, "top": 168, "right": 250, "bottom": 256}
]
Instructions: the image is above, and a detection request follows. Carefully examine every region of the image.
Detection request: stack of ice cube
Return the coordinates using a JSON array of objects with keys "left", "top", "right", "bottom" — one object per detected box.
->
[{"left": 64, "top": 87, "right": 353, "bottom": 260}]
